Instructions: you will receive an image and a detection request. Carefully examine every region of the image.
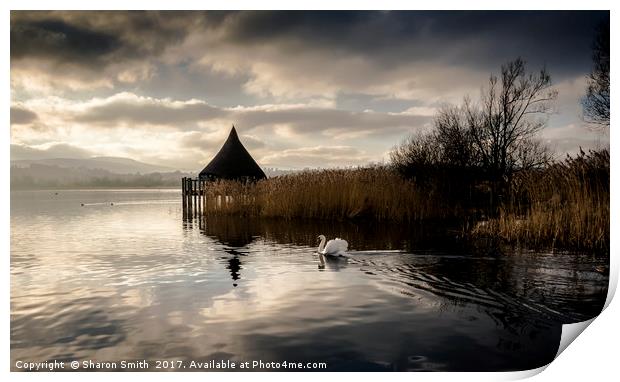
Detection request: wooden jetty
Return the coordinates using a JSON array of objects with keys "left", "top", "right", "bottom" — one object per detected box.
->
[{"left": 181, "top": 177, "right": 208, "bottom": 218}]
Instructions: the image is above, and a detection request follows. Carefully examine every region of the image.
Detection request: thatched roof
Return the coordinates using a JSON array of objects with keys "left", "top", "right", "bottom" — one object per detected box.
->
[{"left": 198, "top": 126, "right": 266, "bottom": 181}]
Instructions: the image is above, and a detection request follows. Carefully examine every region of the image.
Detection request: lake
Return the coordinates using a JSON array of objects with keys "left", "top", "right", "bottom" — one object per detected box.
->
[{"left": 10, "top": 189, "right": 608, "bottom": 371}]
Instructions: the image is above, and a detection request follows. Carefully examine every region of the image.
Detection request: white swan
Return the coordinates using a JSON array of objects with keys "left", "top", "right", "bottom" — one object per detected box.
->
[{"left": 317, "top": 234, "right": 348, "bottom": 256}]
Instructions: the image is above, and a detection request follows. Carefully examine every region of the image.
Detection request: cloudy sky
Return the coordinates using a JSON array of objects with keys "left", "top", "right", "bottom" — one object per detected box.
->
[{"left": 10, "top": 11, "right": 609, "bottom": 171}]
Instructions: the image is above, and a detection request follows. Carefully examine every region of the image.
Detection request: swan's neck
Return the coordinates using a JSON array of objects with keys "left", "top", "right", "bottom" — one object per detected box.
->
[{"left": 318, "top": 237, "right": 326, "bottom": 253}]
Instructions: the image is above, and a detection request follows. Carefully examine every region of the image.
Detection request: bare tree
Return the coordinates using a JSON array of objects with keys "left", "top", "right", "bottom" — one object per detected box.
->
[
  {"left": 391, "top": 58, "right": 555, "bottom": 187},
  {"left": 390, "top": 59, "right": 556, "bottom": 214},
  {"left": 433, "top": 105, "right": 478, "bottom": 168},
  {"left": 390, "top": 130, "right": 440, "bottom": 179},
  {"left": 582, "top": 20, "right": 610, "bottom": 128},
  {"left": 391, "top": 105, "right": 477, "bottom": 173},
  {"left": 465, "top": 58, "right": 556, "bottom": 180},
  {"left": 514, "top": 138, "right": 553, "bottom": 171}
]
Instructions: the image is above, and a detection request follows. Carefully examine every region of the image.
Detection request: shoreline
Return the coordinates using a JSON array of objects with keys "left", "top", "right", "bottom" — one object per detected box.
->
[{"left": 11, "top": 184, "right": 609, "bottom": 254}]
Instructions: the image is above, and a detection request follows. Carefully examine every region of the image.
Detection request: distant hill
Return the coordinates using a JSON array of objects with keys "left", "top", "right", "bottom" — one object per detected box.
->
[
  {"left": 10, "top": 162, "right": 192, "bottom": 190},
  {"left": 9, "top": 155, "right": 305, "bottom": 189},
  {"left": 11, "top": 156, "right": 174, "bottom": 175}
]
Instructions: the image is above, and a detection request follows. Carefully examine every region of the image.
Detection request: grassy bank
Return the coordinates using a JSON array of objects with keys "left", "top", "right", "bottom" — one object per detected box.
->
[
  {"left": 198, "top": 150, "right": 609, "bottom": 252},
  {"left": 472, "top": 150, "right": 609, "bottom": 251}
]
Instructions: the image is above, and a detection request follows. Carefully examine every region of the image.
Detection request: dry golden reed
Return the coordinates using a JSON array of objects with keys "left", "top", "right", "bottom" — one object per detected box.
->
[
  {"left": 473, "top": 149, "right": 609, "bottom": 251},
  {"left": 200, "top": 166, "right": 456, "bottom": 222}
]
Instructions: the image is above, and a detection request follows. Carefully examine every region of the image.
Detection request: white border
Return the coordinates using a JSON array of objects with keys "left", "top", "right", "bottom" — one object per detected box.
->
[{"left": 3, "top": 2, "right": 617, "bottom": 381}]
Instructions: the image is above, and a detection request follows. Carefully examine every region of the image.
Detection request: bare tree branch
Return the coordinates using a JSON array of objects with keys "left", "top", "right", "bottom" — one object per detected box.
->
[{"left": 582, "top": 20, "right": 610, "bottom": 128}]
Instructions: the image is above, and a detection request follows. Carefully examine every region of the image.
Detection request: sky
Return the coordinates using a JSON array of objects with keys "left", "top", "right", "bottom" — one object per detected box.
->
[{"left": 10, "top": 10, "right": 609, "bottom": 171}]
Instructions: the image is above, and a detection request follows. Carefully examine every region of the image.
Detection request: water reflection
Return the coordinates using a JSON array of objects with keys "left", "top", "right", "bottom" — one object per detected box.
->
[
  {"left": 190, "top": 216, "right": 601, "bottom": 368},
  {"left": 196, "top": 215, "right": 466, "bottom": 251},
  {"left": 224, "top": 250, "right": 243, "bottom": 287},
  {"left": 10, "top": 190, "right": 608, "bottom": 372},
  {"left": 193, "top": 215, "right": 608, "bottom": 323},
  {"left": 318, "top": 254, "right": 349, "bottom": 271}
]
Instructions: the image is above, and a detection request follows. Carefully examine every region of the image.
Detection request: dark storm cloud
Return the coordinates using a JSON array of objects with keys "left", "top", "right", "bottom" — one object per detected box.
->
[
  {"left": 11, "top": 10, "right": 607, "bottom": 76},
  {"left": 10, "top": 11, "right": 198, "bottom": 67},
  {"left": 10, "top": 107, "right": 38, "bottom": 125},
  {"left": 220, "top": 11, "right": 608, "bottom": 76},
  {"left": 222, "top": 11, "right": 374, "bottom": 44},
  {"left": 11, "top": 19, "right": 120, "bottom": 63}
]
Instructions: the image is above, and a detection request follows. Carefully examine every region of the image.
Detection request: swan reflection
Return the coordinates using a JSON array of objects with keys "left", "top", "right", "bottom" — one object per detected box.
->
[{"left": 318, "top": 253, "right": 349, "bottom": 271}]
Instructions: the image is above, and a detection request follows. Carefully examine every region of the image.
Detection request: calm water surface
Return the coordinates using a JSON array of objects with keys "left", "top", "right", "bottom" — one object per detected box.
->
[{"left": 11, "top": 189, "right": 608, "bottom": 371}]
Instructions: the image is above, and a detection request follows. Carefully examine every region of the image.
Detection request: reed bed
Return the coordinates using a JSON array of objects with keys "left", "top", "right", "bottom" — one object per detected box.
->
[
  {"left": 473, "top": 149, "right": 609, "bottom": 251},
  {"left": 199, "top": 150, "right": 608, "bottom": 251},
  {"left": 202, "top": 166, "right": 459, "bottom": 222}
]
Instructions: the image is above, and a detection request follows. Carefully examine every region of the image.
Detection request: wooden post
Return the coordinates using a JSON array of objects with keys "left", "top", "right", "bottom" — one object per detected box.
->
[
  {"left": 192, "top": 179, "right": 197, "bottom": 217},
  {"left": 197, "top": 179, "right": 202, "bottom": 214},
  {"left": 202, "top": 179, "right": 205, "bottom": 215},
  {"left": 189, "top": 178, "right": 193, "bottom": 217},
  {"left": 181, "top": 177, "right": 186, "bottom": 217},
  {"left": 188, "top": 178, "right": 193, "bottom": 218},
  {"left": 204, "top": 180, "right": 207, "bottom": 215}
]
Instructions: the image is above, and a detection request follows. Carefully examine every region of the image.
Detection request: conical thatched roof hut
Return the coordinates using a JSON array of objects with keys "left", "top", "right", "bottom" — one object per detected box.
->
[{"left": 198, "top": 126, "right": 266, "bottom": 181}]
